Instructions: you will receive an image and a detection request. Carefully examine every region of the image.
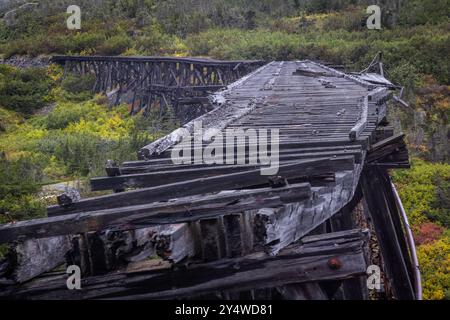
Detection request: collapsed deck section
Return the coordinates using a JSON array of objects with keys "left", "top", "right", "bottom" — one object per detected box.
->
[{"left": 0, "top": 60, "right": 413, "bottom": 300}]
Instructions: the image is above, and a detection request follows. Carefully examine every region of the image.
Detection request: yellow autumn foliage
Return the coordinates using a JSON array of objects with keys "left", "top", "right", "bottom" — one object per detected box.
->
[
  {"left": 417, "top": 233, "right": 450, "bottom": 300},
  {"left": 392, "top": 159, "right": 450, "bottom": 227},
  {"left": 65, "top": 114, "right": 134, "bottom": 141}
]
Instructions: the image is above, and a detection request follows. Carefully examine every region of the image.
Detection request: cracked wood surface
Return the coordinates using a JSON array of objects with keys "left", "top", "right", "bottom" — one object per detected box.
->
[{"left": 0, "top": 59, "right": 402, "bottom": 296}]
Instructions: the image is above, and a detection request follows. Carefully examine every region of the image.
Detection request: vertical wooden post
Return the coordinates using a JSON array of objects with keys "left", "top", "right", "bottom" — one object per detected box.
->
[
  {"left": 361, "top": 166, "right": 415, "bottom": 300},
  {"left": 378, "top": 169, "right": 415, "bottom": 282},
  {"left": 329, "top": 193, "right": 370, "bottom": 300}
]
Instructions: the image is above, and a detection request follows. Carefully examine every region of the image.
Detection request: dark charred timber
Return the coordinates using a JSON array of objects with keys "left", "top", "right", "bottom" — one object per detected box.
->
[
  {"left": 277, "top": 283, "right": 328, "bottom": 300},
  {"left": 367, "top": 133, "right": 409, "bottom": 163},
  {"left": 328, "top": 190, "right": 369, "bottom": 300},
  {"left": 91, "top": 153, "right": 360, "bottom": 191},
  {"left": 361, "top": 166, "right": 415, "bottom": 300},
  {"left": 377, "top": 170, "right": 416, "bottom": 287},
  {"left": 373, "top": 126, "right": 394, "bottom": 143},
  {"left": 123, "top": 156, "right": 356, "bottom": 178},
  {"left": 1, "top": 229, "right": 369, "bottom": 300},
  {"left": 136, "top": 144, "right": 363, "bottom": 161},
  {"left": 105, "top": 160, "right": 121, "bottom": 177},
  {"left": 123, "top": 144, "right": 363, "bottom": 169},
  {"left": 140, "top": 137, "right": 371, "bottom": 160},
  {"left": 48, "top": 157, "right": 353, "bottom": 216},
  {"left": 56, "top": 194, "right": 76, "bottom": 207},
  {"left": 56, "top": 188, "right": 80, "bottom": 208},
  {"left": 66, "top": 224, "right": 196, "bottom": 277},
  {"left": 0, "top": 184, "right": 311, "bottom": 243}
]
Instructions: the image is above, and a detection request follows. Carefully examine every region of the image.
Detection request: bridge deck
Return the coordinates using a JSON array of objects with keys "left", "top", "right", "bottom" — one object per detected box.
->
[
  {"left": 0, "top": 59, "right": 411, "bottom": 300},
  {"left": 229, "top": 61, "right": 370, "bottom": 140},
  {"left": 139, "top": 60, "right": 385, "bottom": 159}
]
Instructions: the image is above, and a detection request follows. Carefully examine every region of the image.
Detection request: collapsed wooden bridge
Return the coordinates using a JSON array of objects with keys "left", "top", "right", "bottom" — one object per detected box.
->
[{"left": 0, "top": 57, "right": 420, "bottom": 300}]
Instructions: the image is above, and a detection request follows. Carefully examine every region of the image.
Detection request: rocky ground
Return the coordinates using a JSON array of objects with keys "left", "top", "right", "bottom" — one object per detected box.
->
[{"left": 0, "top": 54, "right": 51, "bottom": 68}]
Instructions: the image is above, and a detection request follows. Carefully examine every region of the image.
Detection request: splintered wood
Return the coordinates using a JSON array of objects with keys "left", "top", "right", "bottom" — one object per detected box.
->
[{"left": 0, "top": 59, "right": 411, "bottom": 300}]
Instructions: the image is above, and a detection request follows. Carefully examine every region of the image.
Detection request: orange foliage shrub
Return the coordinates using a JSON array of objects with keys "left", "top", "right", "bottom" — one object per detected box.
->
[{"left": 414, "top": 222, "right": 444, "bottom": 245}]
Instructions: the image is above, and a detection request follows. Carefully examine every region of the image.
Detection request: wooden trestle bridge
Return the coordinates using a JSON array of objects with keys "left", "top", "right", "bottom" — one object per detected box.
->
[
  {"left": 0, "top": 56, "right": 420, "bottom": 300},
  {"left": 51, "top": 55, "right": 264, "bottom": 120}
]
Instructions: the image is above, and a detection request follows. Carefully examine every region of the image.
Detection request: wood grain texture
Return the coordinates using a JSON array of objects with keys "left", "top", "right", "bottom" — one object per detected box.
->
[{"left": 1, "top": 229, "right": 369, "bottom": 300}]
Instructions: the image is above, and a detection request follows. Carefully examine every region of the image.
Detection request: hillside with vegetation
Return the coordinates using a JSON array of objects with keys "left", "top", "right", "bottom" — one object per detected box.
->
[{"left": 0, "top": 0, "right": 448, "bottom": 299}]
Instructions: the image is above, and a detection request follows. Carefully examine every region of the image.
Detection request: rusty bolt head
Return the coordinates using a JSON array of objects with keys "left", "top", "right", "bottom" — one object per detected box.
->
[{"left": 327, "top": 257, "right": 342, "bottom": 270}]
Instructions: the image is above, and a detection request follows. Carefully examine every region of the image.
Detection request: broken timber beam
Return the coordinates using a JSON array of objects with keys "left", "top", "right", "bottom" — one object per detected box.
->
[
  {"left": 349, "top": 96, "right": 368, "bottom": 141},
  {"left": 0, "top": 236, "right": 72, "bottom": 284},
  {"left": 47, "top": 157, "right": 352, "bottom": 216},
  {"left": 360, "top": 166, "right": 415, "bottom": 300},
  {"left": 254, "top": 161, "right": 363, "bottom": 254},
  {"left": 91, "top": 152, "right": 360, "bottom": 191},
  {"left": 0, "top": 184, "right": 311, "bottom": 243},
  {"left": 1, "top": 229, "right": 369, "bottom": 300},
  {"left": 367, "top": 133, "right": 408, "bottom": 162}
]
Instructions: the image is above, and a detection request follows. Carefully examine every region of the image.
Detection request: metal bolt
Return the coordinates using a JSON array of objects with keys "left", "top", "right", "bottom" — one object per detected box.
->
[{"left": 327, "top": 257, "right": 342, "bottom": 270}]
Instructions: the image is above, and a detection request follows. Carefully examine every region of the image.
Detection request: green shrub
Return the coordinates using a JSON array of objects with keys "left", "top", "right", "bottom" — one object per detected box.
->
[
  {"left": 322, "top": 7, "right": 365, "bottom": 32},
  {"left": 399, "top": 0, "right": 450, "bottom": 26},
  {"left": 36, "top": 129, "right": 148, "bottom": 177},
  {"left": 44, "top": 32, "right": 105, "bottom": 54},
  {"left": 134, "top": 23, "right": 187, "bottom": 56},
  {"left": 0, "top": 65, "right": 53, "bottom": 115},
  {"left": 97, "top": 34, "right": 132, "bottom": 55},
  {"left": 417, "top": 232, "right": 450, "bottom": 300},
  {"left": 0, "top": 108, "right": 23, "bottom": 133},
  {"left": 392, "top": 159, "right": 450, "bottom": 227},
  {"left": 0, "top": 154, "right": 46, "bottom": 198},
  {"left": 33, "top": 102, "right": 153, "bottom": 176},
  {"left": 0, "top": 153, "right": 47, "bottom": 222},
  {"left": 38, "top": 131, "right": 110, "bottom": 175},
  {"left": 428, "top": 175, "right": 450, "bottom": 227},
  {"left": 387, "top": 62, "right": 421, "bottom": 95},
  {"left": 0, "top": 194, "right": 46, "bottom": 223},
  {"left": 45, "top": 102, "right": 92, "bottom": 130},
  {"left": 61, "top": 73, "right": 95, "bottom": 94}
]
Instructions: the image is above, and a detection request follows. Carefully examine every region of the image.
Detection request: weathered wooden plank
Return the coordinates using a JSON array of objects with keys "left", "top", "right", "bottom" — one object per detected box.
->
[
  {"left": 377, "top": 169, "right": 416, "bottom": 287},
  {"left": 1, "top": 236, "right": 72, "bottom": 284},
  {"left": 1, "top": 229, "right": 369, "bottom": 300},
  {"left": 254, "top": 161, "right": 363, "bottom": 254},
  {"left": 1, "top": 184, "right": 311, "bottom": 243},
  {"left": 369, "top": 133, "right": 405, "bottom": 153},
  {"left": 329, "top": 199, "right": 369, "bottom": 300},
  {"left": 139, "top": 63, "right": 275, "bottom": 158},
  {"left": 361, "top": 166, "right": 415, "bottom": 300},
  {"left": 124, "top": 144, "right": 363, "bottom": 166},
  {"left": 367, "top": 133, "right": 409, "bottom": 165},
  {"left": 92, "top": 152, "right": 360, "bottom": 191},
  {"left": 349, "top": 96, "right": 369, "bottom": 141},
  {"left": 47, "top": 157, "right": 343, "bottom": 216}
]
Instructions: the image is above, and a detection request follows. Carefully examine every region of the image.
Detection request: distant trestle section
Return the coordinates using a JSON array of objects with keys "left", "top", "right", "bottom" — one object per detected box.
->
[{"left": 51, "top": 55, "right": 265, "bottom": 119}]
